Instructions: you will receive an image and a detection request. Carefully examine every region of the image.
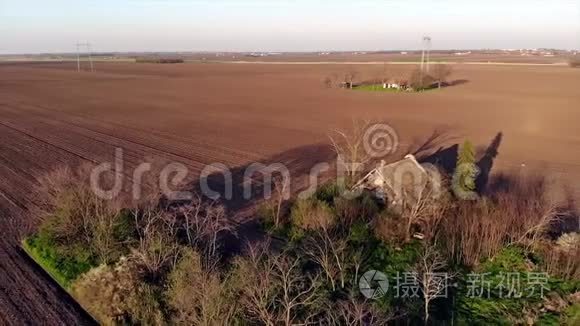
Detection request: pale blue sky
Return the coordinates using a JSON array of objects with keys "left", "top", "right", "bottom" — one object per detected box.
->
[{"left": 1, "top": 0, "right": 579, "bottom": 54}]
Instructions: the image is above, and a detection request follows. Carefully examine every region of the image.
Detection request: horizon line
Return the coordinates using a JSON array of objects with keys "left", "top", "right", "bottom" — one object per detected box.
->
[{"left": 1, "top": 48, "right": 578, "bottom": 56}]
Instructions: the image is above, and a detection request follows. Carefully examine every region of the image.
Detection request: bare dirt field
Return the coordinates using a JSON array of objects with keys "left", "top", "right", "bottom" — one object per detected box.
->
[{"left": 0, "top": 61, "right": 579, "bottom": 323}]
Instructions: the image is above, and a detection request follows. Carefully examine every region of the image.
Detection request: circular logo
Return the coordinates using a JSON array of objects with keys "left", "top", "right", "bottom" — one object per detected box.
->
[
  {"left": 359, "top": 270, "right": 389, "bottom": 299},
  {"left": 363, "top": 123, "right": 399, "bottom": 158}
]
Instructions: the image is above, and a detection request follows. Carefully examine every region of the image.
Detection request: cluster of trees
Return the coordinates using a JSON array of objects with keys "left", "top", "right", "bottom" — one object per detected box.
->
[
  {"left": 323, "top": 64, "right": 454, "bottom": 91},
  {"left": 135, "top": 57, "right": 185, "bottom": 64},
  {"left": 408, "top": 64, "right": 453, "bottom": 90},
  {"left": 27, "top": 131, "right": 579, "bottom": 325},
  {"left": 569, "top": 56, "right": 580, "bottom": 68}
]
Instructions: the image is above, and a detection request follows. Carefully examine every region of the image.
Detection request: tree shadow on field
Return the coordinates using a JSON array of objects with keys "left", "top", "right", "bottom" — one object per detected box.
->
[
  {"left": 186, "top": 143, "right": 337, "bottom": 253},
  {"left": 413, "top": 130, "right": 504, "bottom": 195},
  {"left": 448, "top": 79, "right": 470, "bottom": 87},
  {"left": 191, "top": 143, "right": 336, "bottom": 213},
  {"left": 412, "top": 128, "right": 459, "bottom": 175},
  {"left": 476, "top": 132, "right": 503, "bottom": 193}
]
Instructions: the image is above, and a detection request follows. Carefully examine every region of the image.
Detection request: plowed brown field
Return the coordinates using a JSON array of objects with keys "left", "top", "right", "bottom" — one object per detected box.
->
[{"left": 0, "top": 61, "right": 579, "bottom": 324}]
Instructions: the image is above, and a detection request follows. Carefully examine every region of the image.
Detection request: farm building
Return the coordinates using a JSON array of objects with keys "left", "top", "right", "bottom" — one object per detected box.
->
[{"left": 354, "top": 154, "right": 441, "bottom": 211}]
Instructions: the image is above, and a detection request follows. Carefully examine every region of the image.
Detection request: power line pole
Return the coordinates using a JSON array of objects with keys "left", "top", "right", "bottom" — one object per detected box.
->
[
  {"left": 75, "top": 42, "right": 94, "bottom": 72},
  {"left": 87, "top": 43, "right": 94, "bottom": 72},
  {"left": 76, "top": 43, "right": 81, "bottom": 72},
  {"left": 425, "top": 36, "right": 432, "bottom": 73},
  {"left": 420, "top": 36, "right": 432, "bottom": 74},
  {"left": 420, "top": 36, "right": 432, "bottom": 85}
]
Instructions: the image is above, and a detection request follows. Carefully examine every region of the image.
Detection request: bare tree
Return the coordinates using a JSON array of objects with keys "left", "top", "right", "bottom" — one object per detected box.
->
[
  {"left": 401, "top": 180, "right": 443, "bottom": 242},
  {"left": 234, "top": 242, "right": 278, "bottom": 326},
  {"left": 431, "top": 64, "right": 453, "bottom": 88},
  {"left": 275, "top": 254, "right": 322, "bottom": 325},
  {"left": 90, "top": 198, "right": 125, "bottom": 264},
  {"left": 408, "top": 67, "right": 435, "bottom": 90},
  {"left": 303, "top": 230, "right": 348, "bottom": 291},
  {"left": 131, "top": 204, "right": 180, "bottom": 276},
  {"left": 167, "top": 248, "right": 237, "bottom": 326},
  {"left": 178, "top": 195, "right": 235, "bottom": 268},
  {"left": 35, "top": 164, "right": 125, "bottom": 264},
  {"left": 568, "top": 56, "right": 580, "bottom": 68},
  {"left": 323, "top": 77, "right": 333, "bottom": 88},
  {"left": 235, "top": 242, "right": 323, "bottom": 326},
  {"left": 322, "top": 296, "right": 396, "bottom": 325},
  {"left": 344, "top": 69, "right": 358, "bottom": 89},
  {"left": 329, "top": 119, "right": 373, "bottom": 181},
  {"left": 413, "top": 247, "right": 454, "bottom": 325},
  {"left": 264, "top": 175, "right": 290, "bottom": 229},
  {"left": 440, "top": 173, "right": 562, "bottom": 266}
]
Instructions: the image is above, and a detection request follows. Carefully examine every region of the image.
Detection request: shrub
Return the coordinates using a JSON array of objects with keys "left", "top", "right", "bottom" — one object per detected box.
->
[
  {"left": 71, "top": 257, "right": 166, "bottom": 325},
  {"left": 35, "top": 165, "right": 130, "bottom": 265},
  {"left": 231, "top": 244, "right": 324, "bottom": 325},
  {"left": 333, "top": 192, "right": 379, "bottom": 227},
  {"left": 539, "top": 234, "right": 580, "bottom": 280},
  {"left": 440, "top": 174, "right": 559, "bottom": 266},
  {"left": 135, "top": 57, "right": 184, "bottom": 64},
  {"left": 166, "top": 248, "right": 237, "bottom": 325},
  {"left": 408, "top": 67, "right": 436, "bottom": 90},
  {"left": 457, "top": 247, "right": 535, "bottom": 324},
  {"left": 257, "top": 202, "right": 276, "bottom": 228},
  {"left": 569, "top": 57, "right": 580, "bottom": 68},
  {"left": 373, "top": 209, "right": 407, "bottom": 245},
  {"left": 23, "top": 233, "right": 96, "bottom": 288},
  {"left": 565, "top": 303, "right": 580, "bottom": 325},
  {"left": 314, "top": 182, "right": 342, "bottom": 206},
  {"left": 431, "top": 64, "right": 453, "bottom": 88},
  {"left": 290, "top": 198, "right": 335, "bottom": 231},
  {"left": 452, "top": 140, "right": 478, "bottom": 199}
]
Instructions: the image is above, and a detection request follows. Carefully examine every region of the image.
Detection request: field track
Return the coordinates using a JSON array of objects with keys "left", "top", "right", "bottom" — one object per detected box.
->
[{"left": 0, "top": 61, "right": 579, "bottom": 323}]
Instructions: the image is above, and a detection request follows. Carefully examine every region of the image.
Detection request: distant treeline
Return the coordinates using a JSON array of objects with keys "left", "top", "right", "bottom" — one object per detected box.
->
[{"left": 135, "top": 57, "right": 184, "bottom": 64}]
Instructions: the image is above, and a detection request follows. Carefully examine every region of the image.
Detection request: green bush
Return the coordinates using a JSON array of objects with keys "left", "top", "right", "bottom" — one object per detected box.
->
[
  {"left": 314, "top": 182, "right": 342, "bottom": 205},
  {"left": 457, "top": 246, "right": 580, "bottom": 325},
  {"left": 256, "top": 203, "right": 276, "bottom": 229},
  {"left": 565, "top": 303, "right": 580, "bottom": 325},
  {"left": 23, "top": 232, "right": 96, "bottom": 288}
]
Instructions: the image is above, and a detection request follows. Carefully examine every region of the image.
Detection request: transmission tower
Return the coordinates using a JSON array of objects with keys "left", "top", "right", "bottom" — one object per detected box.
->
[
  {"left": 75, "top": 42, "right": 95, "bottom": 72},
  {"left": 420, "top": 36, "right": 432, "bottom": 73}
]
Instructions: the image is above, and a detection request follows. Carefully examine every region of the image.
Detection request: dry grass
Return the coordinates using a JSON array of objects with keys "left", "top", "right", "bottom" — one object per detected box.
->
[
  {"left": 290, "top": 199, "right": 335, "bottom": 231},
  {"left": 440, "top": 173, "right": 561, "bottom": 266},
  {"left": 539, "top": 234, "right": 580, "bottom": 280}
]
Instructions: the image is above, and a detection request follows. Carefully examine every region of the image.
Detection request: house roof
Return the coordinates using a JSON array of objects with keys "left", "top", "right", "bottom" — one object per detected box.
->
[{"left": 354, "top": 154, "right": 430, "bottom": 193}]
